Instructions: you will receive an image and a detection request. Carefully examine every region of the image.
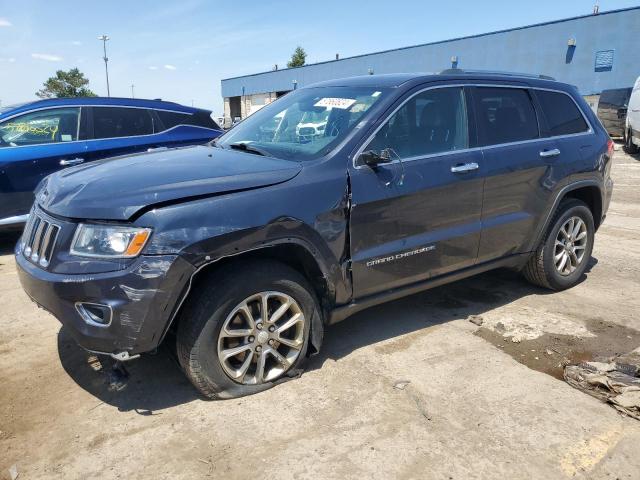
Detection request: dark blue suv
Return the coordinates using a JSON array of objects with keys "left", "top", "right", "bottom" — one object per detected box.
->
[
  {"left": 16, "top": 71, "right": 613, "bottom": 399},
  {"left": 0, "top": 97, "right": 222, "bottom": 228}
]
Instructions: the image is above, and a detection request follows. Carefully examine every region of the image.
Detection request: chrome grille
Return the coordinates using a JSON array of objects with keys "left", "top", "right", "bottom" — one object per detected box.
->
[{"left": 21, "top": 210, "right": 61, "bottom": 268}]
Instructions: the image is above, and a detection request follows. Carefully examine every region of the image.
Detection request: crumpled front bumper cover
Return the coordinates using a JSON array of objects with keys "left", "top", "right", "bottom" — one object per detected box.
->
[{"left": 16, "top": 250, "right": 196, "bottom": 356}]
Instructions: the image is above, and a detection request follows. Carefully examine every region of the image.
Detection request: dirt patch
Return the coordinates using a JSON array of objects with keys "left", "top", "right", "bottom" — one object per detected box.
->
[{"left": 475, "top": 318, "right": 640, "bottom": 380}]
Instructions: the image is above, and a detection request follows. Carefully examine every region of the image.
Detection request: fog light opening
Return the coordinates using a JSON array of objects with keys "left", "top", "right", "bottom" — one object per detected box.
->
[{"left": 75, "top": 302, "right": 113, "bottom": 328}]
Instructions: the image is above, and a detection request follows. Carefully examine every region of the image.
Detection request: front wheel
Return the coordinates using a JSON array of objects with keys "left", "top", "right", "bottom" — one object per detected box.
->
[
  {"left": 176, "top": 260, "right": 319, "bottom": 399},
  {"left": 523, "top": 199, "right": 595, "bottom": 290}
]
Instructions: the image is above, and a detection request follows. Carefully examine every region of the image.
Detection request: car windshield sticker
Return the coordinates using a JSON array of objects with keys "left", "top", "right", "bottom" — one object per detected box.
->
[{"left": 314, "top": 98, "right": 357, "bottom": 109}]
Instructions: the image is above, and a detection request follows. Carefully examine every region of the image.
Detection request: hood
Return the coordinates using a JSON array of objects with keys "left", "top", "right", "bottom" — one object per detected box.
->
[{"left": 38, "top": 145, "right": 301, "bottom": 221}]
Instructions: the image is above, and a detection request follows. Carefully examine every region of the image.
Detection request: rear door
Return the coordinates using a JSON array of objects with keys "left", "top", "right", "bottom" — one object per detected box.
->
[
  {"left": 348, "top": 85, "right": 484, "bottom": 298},
  {"left": 472, "top": 86, "right": 560, "bottom": 263},
  {"left": 0, "top": 107, "right": 86, "bottom": 222}
]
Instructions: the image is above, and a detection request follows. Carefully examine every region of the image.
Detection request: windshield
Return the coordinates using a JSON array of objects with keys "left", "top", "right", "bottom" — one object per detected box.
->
[{"left": 215, "top": 86, "right": 388, "bottom": 161}]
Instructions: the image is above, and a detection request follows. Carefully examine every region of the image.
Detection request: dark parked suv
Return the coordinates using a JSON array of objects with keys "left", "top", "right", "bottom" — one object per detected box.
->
[
  {"left": 596, "top": 87, "right": 632, "bottom": 137},
  {"left": 16, "top": 71, "right": 614, "bottom": 399}
]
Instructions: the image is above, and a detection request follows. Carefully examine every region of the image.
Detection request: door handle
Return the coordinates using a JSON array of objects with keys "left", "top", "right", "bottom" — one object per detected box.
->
[
  {"left": 451, "top": 162, "right": 479, "bottom": 173},
  {"left": 59, "top": 158, "right": 84, "bottom": 166},
  {"left": 539, "top": 149, "right": 561, "bottom": 158}
]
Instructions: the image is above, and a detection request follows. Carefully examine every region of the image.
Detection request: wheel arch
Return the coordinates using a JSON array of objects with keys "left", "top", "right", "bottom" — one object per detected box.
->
[
  {"left": 164, "top": 240, "right": 334, "bottom": 356},
  {"left": 529, "top": 180, "right": 603, "bottom": 253},
  {"left": 562, "top": 184, "right": 603, "bottom": 230}
]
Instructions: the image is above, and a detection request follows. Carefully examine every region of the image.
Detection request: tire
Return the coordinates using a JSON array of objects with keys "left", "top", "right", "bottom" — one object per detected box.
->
[
  {"left": 624, "top": 129, "right": 639, "bottom": 154},
  {"left": 523, "top": 199, "right": 595, "bottom": 291},
  {"left": 176, "top": 259, "right": 319, "bottom": 399}
]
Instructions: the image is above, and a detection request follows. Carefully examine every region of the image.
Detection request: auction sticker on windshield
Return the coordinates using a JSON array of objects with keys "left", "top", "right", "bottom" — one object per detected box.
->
[{"left": 314, "top": 98, "right": 357, "bottom": 109}]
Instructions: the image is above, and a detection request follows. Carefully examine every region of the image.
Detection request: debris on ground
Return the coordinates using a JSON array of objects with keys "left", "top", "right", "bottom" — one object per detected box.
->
[
  {"left": 564, "top": 353, "right": 640, "bottom": 420},
  {"left": 8, "top": 464, "right": 18, "bottom": 480},
  {"left": 468, "top": 315, "right": 484, "bottom": 326},
  {"left": 107, "top": 361, "right": 130, "bottom": 392},
  {"left": 393, "top": 380, "right": 411, "bottom": 390}
]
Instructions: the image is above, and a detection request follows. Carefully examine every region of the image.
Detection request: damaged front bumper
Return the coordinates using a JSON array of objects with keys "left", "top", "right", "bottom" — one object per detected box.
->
[{"left": 16, "top": 250, "right": 196, "bottom": 358}]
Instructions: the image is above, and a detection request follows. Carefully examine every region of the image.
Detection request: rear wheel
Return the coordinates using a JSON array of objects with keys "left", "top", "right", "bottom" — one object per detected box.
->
[
  {"left": 523, "top": 199, "right": 594, "bottom": 290},
  {"left": 176, "top": 260, "right": 319, "bottom": 399},
  {"left": 624, "top": 129, "right": 639, "bottom": 154}
]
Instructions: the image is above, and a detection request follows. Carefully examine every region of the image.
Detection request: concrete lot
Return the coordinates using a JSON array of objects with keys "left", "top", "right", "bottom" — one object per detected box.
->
[{"left": 1, "top": 145, "right": 639, "bottom": 480}]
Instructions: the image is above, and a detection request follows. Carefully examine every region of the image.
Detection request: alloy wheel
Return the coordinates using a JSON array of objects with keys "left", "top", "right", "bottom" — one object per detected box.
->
[
  {"left": 553, "top": 216, "right": 588, "bottom": 276},
  {"left": 217, "top": 291, "right": 305, "bottom": 385}
]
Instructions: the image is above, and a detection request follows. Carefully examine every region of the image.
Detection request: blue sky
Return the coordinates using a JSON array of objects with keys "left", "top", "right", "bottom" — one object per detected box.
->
[{"left": 0, "top": 0, "right": 637, "bottom": 115}]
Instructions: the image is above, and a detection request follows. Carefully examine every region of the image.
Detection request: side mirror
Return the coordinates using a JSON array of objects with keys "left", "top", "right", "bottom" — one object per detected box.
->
[{"left": 360, "top": 150, "right": 386, "bottom": 168}]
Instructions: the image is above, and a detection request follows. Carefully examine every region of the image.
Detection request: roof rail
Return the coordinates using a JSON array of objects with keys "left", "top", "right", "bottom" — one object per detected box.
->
[{"left": 439, "top": 68, "right": 556, "bottom": 81}]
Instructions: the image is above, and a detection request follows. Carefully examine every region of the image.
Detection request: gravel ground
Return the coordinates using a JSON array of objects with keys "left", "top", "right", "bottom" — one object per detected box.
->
[{"left": 1, "top": 145, "right": 639, "bottom": 480}]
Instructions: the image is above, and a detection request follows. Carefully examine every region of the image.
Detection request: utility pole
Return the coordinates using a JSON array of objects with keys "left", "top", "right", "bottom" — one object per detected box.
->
[
  {"left": 130, "top": 84, "right": 135, "bottom": 98},
  {"left": 98, "top": 35, "right": 110, "bottom": 97}
]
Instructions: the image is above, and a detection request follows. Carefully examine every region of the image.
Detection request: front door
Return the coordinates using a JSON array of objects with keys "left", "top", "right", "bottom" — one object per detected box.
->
[{"left": 348, "top": 86, "right": 484, "bottom": 299}]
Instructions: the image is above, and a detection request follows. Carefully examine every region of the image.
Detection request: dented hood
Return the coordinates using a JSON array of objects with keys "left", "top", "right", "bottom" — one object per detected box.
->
[{"left": 37, "top": 145, "right": 301, "bottom": 221}]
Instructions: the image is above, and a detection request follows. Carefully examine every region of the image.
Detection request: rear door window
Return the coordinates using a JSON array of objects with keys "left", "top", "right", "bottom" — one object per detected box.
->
[
  {"left": 536, "top": 90, "right": 589, "bottom": 136},
  {"left": 366, "top": 87, "right": 468, "bottom": 159},
  {"left": 0, "top": 107, "right": 80, "bottom": 147},
  {"left": 473, "top": 87, "right": 539, "bottom": 146},
  {"left": 92, "top": 107, "right": 154, "bottom": 139}
]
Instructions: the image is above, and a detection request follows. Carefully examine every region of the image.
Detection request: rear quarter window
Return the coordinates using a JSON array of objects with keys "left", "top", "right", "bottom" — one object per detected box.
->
[
  {"left": 156, "top": 110, "right": 220, "bottom": 131},
  {"left": 536, "top": 90, "right": 589, "bottom": 136}
]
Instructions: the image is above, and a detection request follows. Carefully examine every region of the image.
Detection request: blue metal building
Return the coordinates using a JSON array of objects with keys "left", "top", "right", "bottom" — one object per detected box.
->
[{"left": 221, "top": 7, "right": 639, "bottom": 124}]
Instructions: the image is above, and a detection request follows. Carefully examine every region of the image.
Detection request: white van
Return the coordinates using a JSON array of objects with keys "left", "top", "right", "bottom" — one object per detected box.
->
[{"left": 625, "top": 76, "right": 640, "bottom": 153}]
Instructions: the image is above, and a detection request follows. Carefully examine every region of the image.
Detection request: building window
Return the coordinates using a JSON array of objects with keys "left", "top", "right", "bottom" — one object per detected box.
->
[{"left": 594, "top": 50, "right": 614, "bottom": 72}]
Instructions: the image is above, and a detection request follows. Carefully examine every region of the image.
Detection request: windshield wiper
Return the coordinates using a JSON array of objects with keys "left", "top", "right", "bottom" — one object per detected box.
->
[{"left": 228, "top": 142, "right": 272, "bottom": 157}]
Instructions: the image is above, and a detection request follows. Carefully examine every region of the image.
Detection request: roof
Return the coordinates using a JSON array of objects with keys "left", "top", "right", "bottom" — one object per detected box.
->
[
  {"left": 306, "top": 69, "right": 560, "bottom": 89},
  {"left": 222, "top": 7, "right": 639, "bottom": 83},
  {"left": 0, "top": 97, "right": 210, "bottom": 118}
]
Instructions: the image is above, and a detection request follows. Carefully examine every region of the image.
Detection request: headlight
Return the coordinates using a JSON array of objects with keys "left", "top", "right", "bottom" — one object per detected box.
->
[{"left": 71, "top": 224, "right": 152, "bottom": 258}]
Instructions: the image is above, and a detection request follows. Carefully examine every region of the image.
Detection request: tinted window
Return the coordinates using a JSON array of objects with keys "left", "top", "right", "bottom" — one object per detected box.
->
[
  {"left": 474, "top": 87, "right": 539, "bottom": 146},
  {"left": 156, "top": 111, "right": 191, "bottom": 130},
  {"left": 536, "top": 90, "right": 589, "bottom": 137},
  {"left": 366, "top": 87, "right": 468, "bottom": 159},
  {"left": 156, "top": 110, "right": 220, "bottom": 131},
  {"left": 92, "top": 107, "right": 153, "bottom": 139},
  {"left": 0, "top": 107, "right": 80, "bottom": 148}
]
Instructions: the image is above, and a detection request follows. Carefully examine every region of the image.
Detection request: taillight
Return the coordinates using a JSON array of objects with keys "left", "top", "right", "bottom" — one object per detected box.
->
[{"left": 607, "top": 138, "right": 614, "bottom": 158}]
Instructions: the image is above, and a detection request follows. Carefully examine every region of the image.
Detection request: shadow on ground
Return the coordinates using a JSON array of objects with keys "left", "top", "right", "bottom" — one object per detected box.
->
[
  {"left": 57, "top": 328, "right": 200, "bottom": 413},
  {"left": 56, "top": 263, "right": 597, "bottom": 411},
  {"left": 0, "top": 231, "right": 21, "bottom": 256}
]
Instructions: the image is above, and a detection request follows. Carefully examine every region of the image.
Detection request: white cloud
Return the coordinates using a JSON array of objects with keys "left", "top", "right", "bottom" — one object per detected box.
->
[
  {"left": 71, "top": 41, "right": 83, "bottom": 46},
  {"left": 31, "top": 53, "right": 63, "bottom": 61},
  {"left": 164, "top": 64, "right": 177, "bottom": 70},
  {"left": 0, "top": 18, "right": 12, "bottom": 27},
  {"left": 148, "top": 66, "right": 159, "bottom": 70},
  {"left": 0, "top": 57, "right": 16, "bottom": 63}
]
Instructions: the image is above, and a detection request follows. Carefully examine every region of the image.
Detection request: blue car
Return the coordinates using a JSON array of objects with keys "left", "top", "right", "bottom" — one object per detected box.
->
[{"left": 0, "top": 97, "right": 222, "bottom": 228}]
